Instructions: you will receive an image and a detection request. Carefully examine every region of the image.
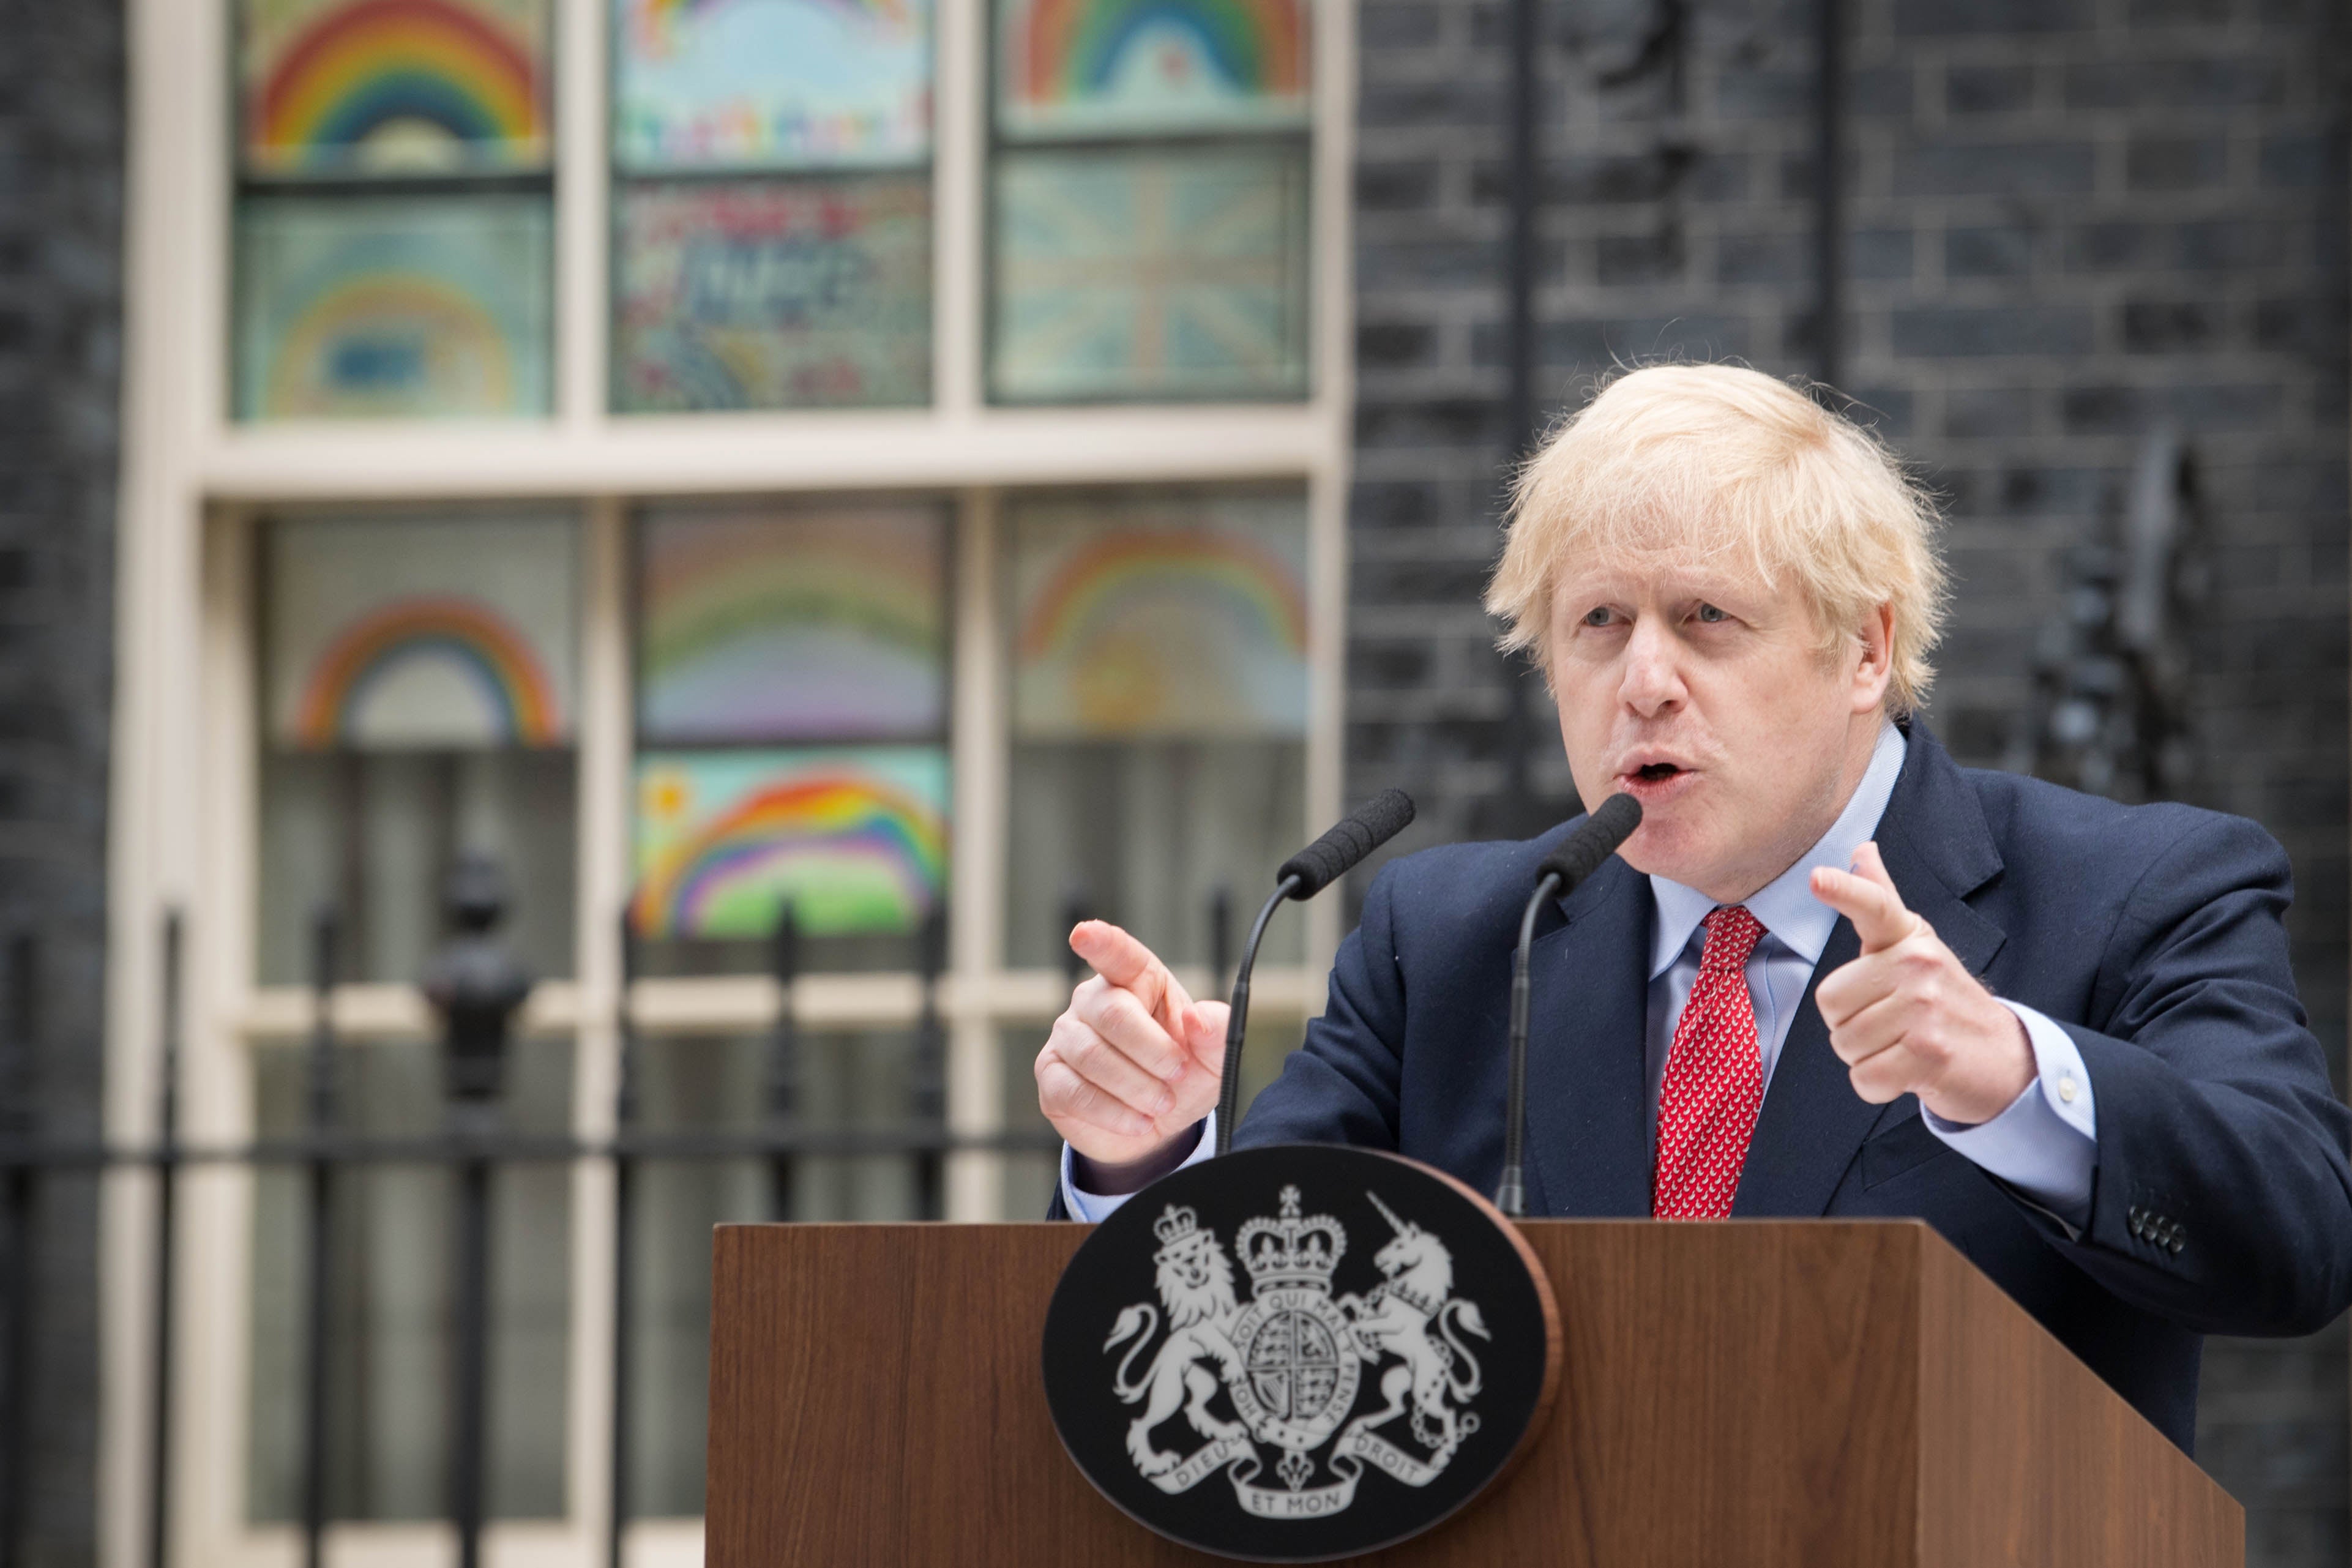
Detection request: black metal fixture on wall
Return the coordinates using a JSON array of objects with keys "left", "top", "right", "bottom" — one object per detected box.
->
[
  {"left": 1815, "top": 0, "right": 1846, "bottom": 393},
  {"left": 2008, "top": 427, "right": 2205, "bottom": 804},
  {"left": 0, "top": 935, "right": 35, "bottom": 1568},
  {"left": 1482, "top": 0, "right": 1558, "bottom": 843}
]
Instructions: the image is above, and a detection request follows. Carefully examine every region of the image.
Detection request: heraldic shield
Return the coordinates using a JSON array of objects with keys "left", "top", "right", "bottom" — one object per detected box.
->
[{"left": 1042, "top": 1144, "right": 1560, "bottom": 1562}]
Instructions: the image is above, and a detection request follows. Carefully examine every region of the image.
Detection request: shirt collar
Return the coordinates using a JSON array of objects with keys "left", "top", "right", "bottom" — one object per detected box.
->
[{"left": 1646, "top": 720, "right": 1909, "bottom": 979}]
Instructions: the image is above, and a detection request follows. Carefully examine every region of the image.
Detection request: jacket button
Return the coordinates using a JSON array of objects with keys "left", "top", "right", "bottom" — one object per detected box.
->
[{"left": 2169, "top": 1227, "right": 2186, "bottom": 1255}]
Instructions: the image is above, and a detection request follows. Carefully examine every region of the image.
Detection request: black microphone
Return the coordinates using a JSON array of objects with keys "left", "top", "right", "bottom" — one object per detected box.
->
[
  {"left": 1496, "top": 793, "right": 1643, "bottom": 1217},
  {"left": 1274, "top": 788, "right": 1417, "bottom": 898},
  {"left": 1215, "top": 790, "right": 1416, "bottom": 1154}
]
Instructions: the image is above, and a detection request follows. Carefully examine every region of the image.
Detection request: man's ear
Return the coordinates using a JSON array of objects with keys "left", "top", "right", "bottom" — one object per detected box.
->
[{"left": 1851, "top": 603, "right": 1895, "bottom": 711}]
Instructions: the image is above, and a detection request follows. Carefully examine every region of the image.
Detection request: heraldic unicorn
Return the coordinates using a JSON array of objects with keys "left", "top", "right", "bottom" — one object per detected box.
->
[{"left": 1101, "top": 1183, "right": 1491, "bottom": 1520}]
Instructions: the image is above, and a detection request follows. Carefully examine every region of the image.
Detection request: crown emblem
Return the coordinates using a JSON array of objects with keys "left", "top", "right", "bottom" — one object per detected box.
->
[
  {"left": 1152, "top": 1204, "right": 1208, "bottom": 1263},
  {"left": 1237, "top": 1184, "right": 1346, "bottom": 1295}
]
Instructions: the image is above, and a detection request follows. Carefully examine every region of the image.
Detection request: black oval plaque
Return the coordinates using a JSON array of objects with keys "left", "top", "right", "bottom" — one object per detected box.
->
[{"left": 1042, "top": 1144, "right": 1559, "bottom": 1562}]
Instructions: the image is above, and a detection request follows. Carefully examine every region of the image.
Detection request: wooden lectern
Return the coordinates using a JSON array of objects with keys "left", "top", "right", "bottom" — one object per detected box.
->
[{"left": 706, "top": 1219, "right": 2241, "bottom": 1566}]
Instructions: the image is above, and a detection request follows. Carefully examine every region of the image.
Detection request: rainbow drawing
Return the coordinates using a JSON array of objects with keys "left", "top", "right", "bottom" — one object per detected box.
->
[
  {"left": 997, "top": 0, "right": 1309, "bottom": 138},
  {"left": 1011, "top": 510, "right": 1310, "bottom": 737},
  {"left": 290, "top": 595, "right": 564, "bottom": 747},
  {"left": 638, "top": 508, "right": 945, "bottom": 742},
  {"left": 632, "top": 749, "right": 949, "bottom": 938},
  {"left": 266, "top": 272, "right": 515, "bottom": 413},
  {"left": 236, "top": 195, "right": 551, "bottom": 420},
  {"left": 244, "top": 0, "right": 549, "bottom": 174}
]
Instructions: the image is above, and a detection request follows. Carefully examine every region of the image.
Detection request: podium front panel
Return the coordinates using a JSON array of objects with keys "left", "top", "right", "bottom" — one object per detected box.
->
[{"left": 706, "top": 1219, "right": 2239, "bottom": 1566}]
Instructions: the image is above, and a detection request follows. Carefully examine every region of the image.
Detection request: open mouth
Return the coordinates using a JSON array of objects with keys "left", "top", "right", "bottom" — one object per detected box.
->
[{"left": 1619, "top": 760, "right": 1695, "bottom": 798}]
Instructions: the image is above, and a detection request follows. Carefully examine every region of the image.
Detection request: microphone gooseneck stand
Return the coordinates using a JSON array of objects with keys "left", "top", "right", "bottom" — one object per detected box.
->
[
  {"left": 1497, "top": 874, "right": 1558, "bottom": 1219},
  {"left": 1497, "top": 792, "right": 1645, "bottom": 1217},
  {"left": 1214, "top": 790, "right": 1417, "bottom": 1157},
  {"left": 1212, "top": 873, "right": 1303, "bottom": 1155}
]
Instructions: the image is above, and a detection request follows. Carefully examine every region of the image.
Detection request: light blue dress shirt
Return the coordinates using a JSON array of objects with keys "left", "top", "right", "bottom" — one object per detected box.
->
[{"left": 1066, "top": 722, "right": 2098, "bottom": 1225}]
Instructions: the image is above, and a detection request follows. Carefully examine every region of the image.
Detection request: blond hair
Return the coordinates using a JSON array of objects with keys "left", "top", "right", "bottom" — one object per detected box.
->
[{"left": 1486, "top": 364, "right": 1947, "bottom": 714}]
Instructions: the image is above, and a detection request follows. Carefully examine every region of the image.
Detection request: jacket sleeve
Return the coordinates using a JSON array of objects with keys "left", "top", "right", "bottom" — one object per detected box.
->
[
  {"left": 2033, "top": 813, "right": 2352, "bottom": 1335},
  {"left": 1230, "top": 858, "right": 1413, "bottom": 1153}
]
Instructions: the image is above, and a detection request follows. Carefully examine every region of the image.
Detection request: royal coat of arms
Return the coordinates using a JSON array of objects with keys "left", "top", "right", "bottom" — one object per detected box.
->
[{"left": 1100, "top": 1183, "right": 1491, "bottom": 1518}]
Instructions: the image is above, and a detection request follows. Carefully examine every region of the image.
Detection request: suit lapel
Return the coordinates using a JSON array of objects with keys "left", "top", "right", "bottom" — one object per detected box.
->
[
  {"left": 1521, "top": 857, "right": 1654, "bottom": 1217},
  {"left": 1732, "top": 724, "right": 2010, "bottom": 1217}
]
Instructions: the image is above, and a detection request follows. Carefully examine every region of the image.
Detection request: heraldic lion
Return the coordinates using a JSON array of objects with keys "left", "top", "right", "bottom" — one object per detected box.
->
[{"left": 1104, "top": 1207, "right": 1248, "bottom": 1476}]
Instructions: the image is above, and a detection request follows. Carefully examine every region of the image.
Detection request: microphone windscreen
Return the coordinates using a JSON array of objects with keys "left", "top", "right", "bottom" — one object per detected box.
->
[
  {"left": 1275, "top": 789, "right": 1417, "bottom": 898},
  {"left": 1536, "top": 792, "right": 1643, "bottom": 893}
]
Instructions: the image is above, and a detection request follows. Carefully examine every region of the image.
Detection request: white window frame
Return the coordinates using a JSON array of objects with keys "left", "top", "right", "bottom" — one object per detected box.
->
[{"left": 100, "top": 3, "right": 1358, "bottom": 1568}]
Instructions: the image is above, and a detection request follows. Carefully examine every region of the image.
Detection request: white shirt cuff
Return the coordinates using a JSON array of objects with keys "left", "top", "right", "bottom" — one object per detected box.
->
[
  {"left": 1059, "top": 1113, "right": 1218, "bottom": 1222},
  {"left": 1921, "top": 1001, "right": 2097, "bottom": 1229}
]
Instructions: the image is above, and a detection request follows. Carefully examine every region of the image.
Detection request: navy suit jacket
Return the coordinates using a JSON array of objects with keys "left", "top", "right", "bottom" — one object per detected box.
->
[{"left": 1067, "top": 724, "right": 2352, "bottom": 1452}]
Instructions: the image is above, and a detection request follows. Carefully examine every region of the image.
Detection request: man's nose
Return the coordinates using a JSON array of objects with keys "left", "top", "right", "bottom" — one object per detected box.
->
[{"left": 1618, "top": 618, "right": 1685, "bottom": 714}]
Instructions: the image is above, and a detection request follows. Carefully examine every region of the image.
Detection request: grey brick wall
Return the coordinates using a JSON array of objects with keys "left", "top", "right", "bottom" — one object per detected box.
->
[
  {"left": 1350, "top": 1, "right": 2348, "bottom": 1561},
  {"left": 0, "top": 1, "right": 123, "bottom": 1561}
]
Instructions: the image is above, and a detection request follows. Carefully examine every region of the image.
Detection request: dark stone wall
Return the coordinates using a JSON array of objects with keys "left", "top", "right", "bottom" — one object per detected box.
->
[
  {"left": 1350, "top": 1, "right": 2348, "bottom": 1561},
  {"left": 0, "top": 0, "right": 124, "bottom": 1561}
]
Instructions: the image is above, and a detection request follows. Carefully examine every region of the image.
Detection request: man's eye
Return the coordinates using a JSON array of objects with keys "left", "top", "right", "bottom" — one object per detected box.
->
[
  {"left": 1582, "top": 607, "right": 1615, "bottom": 627},
  {"left": 1695, "top": 603, "right": 1727, "bottom": 624}
]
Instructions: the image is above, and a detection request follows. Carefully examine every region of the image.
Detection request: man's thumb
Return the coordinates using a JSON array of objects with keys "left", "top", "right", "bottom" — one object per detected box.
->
[{"left": 1184, "top": 999, "right": 1231, "bottom": 1073}]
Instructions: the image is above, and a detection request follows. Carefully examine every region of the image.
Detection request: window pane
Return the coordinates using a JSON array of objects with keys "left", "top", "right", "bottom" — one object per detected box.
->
[
  {"left": 240, "top": 0, "right": 553, "bottom": 177},
  {"left": 266, "top": 515, "right": 577, "bottom": 750},
  {"left": 612, "top": 0, "right": 933, "bottom": 172},
  {"left": 612, "top": 175, "right": 931, "bottom": 411},
  {"left": 629, "top": 499, "right": 951, "bottom": 977},
  {"left": 631, "top": 748, "right": 947, "bottom": 973},
  {"left": 1007, "top": 492, "right": 1307, "bottom": 737},
  {"left": 637, "top": 504, "right": 947, "bottom": 745},
  {"left": 1002, "top": 491, "right": 1308, "bottom": 966},
  {"left": 990, "top": 146, "right": 1309, "bottom": 403},
  {"left": 258, "top": 514, "right": 578, "bottom": 983},
  {"left": 623, "top": 1028, "right": 925, "bottom": 1517},
  {"left": 247, "top": 1035, "right": 575, "bottom": 1522},
  {"left": 235, "top": 195, "right": 554, "bottom": 420},
  {"left": 259, "top": 750, "right": 578, "bottom": 985},
  {"left": 995, "top": 0, "right": 1310, "bottom": 141},
  {"left": 1005, "top": 740, "right": 1302, "bottom": 968}
]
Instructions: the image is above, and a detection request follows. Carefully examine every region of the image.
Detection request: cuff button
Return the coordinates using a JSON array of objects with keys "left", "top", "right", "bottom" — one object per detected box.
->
[{"left": 2057, "top": 1073, "right": 2078, "bottom": 1104}]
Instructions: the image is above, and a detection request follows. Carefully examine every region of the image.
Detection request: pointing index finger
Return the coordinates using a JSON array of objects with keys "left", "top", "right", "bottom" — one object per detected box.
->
[
  {"left": 1808, "top": 842, "right": 1922, "bottom": 955},
  {"left": 1068, "top": 920, "right": 1196, "bottom": 1029}
]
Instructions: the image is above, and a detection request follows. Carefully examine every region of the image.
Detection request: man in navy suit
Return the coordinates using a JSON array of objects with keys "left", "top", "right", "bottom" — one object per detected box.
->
[{"left": 1031, "top": 364, "right": 2352, "bottom": 1451}]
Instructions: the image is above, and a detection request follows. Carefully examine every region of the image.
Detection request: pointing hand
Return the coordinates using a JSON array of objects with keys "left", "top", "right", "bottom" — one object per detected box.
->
[
  {"left": 1809, "top": 842, "right": 2034, "bottom": 1126},
  {"left": 1034, "top": 922, "right": 1227, "bottom": 1179}
]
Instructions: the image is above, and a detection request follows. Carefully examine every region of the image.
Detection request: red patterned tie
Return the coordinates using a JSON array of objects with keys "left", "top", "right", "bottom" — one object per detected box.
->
[{"left": 1653, "top": 905, "right": 1768, "bottom": 1220}]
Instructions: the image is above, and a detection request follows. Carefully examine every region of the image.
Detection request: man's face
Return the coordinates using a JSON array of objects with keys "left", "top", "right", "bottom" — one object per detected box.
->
[{"left": 1545, "top": 543, "right": 1891, "bottom": 903}]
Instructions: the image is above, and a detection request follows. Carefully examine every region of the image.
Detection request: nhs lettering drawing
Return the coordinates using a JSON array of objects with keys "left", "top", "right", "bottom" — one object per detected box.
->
[{"left": 1102, "top": 1185, "right": 1491, "bottom": 1520}]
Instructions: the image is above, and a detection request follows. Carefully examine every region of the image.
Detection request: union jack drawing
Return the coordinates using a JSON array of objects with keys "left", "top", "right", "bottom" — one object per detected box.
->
[{"left": 993, "top": 146, "right": 1310, "bottom": 401}]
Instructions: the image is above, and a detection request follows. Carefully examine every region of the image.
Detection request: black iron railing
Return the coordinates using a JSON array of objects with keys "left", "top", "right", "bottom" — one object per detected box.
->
[{"left": 0, "top": 870, "right": 1072, "bottom": 1568}]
